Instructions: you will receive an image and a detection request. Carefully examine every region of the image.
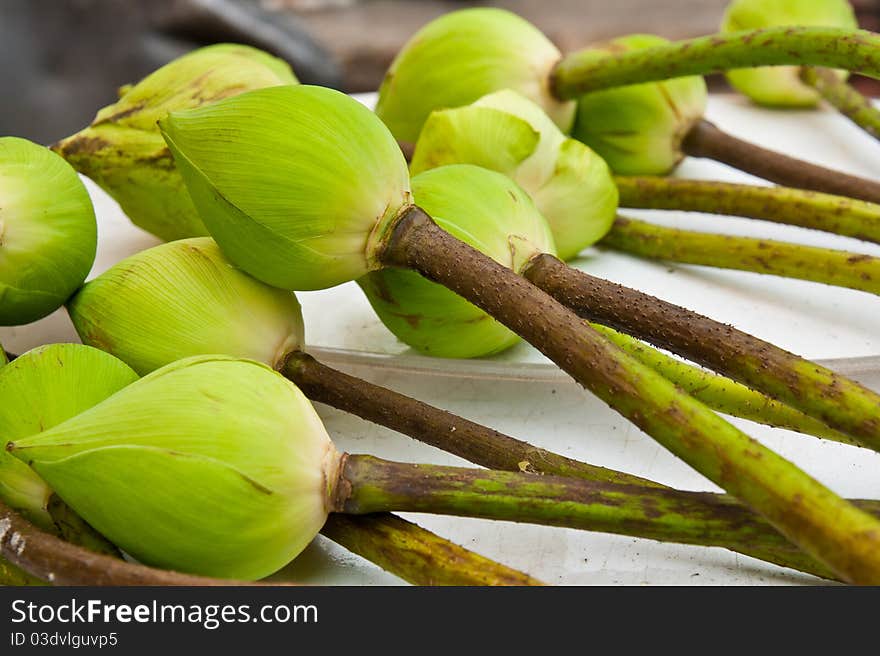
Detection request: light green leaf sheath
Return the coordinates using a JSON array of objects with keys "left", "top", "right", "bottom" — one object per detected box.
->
[
  {"left": 0, "top": 344, "right": 137, "bottom": 527},
  {"left": 359, "top": 165, "right": 555, "bottom": 358},
  {"left": 68, "top": 238, "right": 305, "bottom": 375},
  {"left": 720, "top": 0, "right": 858, "bottom": 107},
  {"left": 160, "top": 85, "right": 411, "bottom": 291},
  {"left": 0, "top": 137, "right": 96, "bottom": 325},
  {"left": 9, "top": 356, "right": 336, "bottom": 581},
  {"left": 53, "top": 44, "right": 298, "bottom": 242},
  {"left": 412, "top": 90, "right": 618, "bottom": 260}
]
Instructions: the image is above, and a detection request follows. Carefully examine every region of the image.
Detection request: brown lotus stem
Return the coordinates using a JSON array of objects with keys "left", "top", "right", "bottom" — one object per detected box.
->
[
  {"left": 800, "top": 67, "right": 880, "bottom": 142},
  {"left": 522, "top": 253, "right": 880, "bottom": 450},
  {"left": 614, "top": 176, "right": 880, "bottom": 245},
  {"left": 681, "top": 119, "right": 880, "bottom": 204},
  {"left": 600, "top": 215, "right": 880, "bottom": 296}
]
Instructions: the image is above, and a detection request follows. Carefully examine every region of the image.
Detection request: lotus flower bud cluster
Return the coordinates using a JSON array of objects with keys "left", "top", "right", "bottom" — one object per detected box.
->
[
  {"left": 721, "top": 0, "right": 857, "bottom": 107},
  {"left": 411, "top": 90, "right": 618, "bottom": 260},
  {"left": 68, "top": 238, "right": 305, "bottom": 375},
  {"left": 0, "top": 138, "right": 97, "bottom": 325},
  {"left": 359, "top": 165, "right": 556, "bottom": 358},
  {"left": 53, "top": 44, "right": 298, "bottom": 241},
  {"left": 8, "top": 356, "right": 339, "bottom": 580},
  {"left": 0, "top": 344, "right": 137, "bottom": 527},
  {"left": 159, "top": 85, "right": 412, "bottom": 291},
  {"left": 375, "top": 8, "right": 576, "bottom": 143},
  {"left": 571, "top": 35, "right": 708, "bottom": 176}
]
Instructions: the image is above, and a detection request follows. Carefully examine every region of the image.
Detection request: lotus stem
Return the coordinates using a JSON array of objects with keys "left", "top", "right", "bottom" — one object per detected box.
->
[
  {"left": 615, "top": 176, "right": 880, "bottom": 245},
  {"left": 599, "top": 215, "right": 880, "bottom": 296},
  {"left": 321, "top": 514, "right": 544, "bottom": 586},
  {"left": 551, "top": 27, "right": 880, "bottom": 97},
  {"left": 800, "top": 67, "right": 880, "bottom": 141},
  {"left": 679, "top": 120, "right": 880, "bottom": 203},
  {"left": 522, "top": 253, "right": 880, "bottom": 451},
  {"left": 380, "top": 206, "right": 880, "bottom": 584},
  {"left": 590, "top": 325, "right": 857, "bottom": 446}
]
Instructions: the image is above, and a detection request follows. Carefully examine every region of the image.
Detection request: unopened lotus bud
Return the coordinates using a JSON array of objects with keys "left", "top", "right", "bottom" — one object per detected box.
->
[
  {"left": 571, "top": 35, "right": 708, "bottom": 176},
  {"left": 8, "top": 356, "right": 338, "bottom": 580},
  {"left": 721, "top": 0, "right": 857, "bottom": 107},
  {"left": 68, "top": 238, "right": 305, "bottom": 375},
  {"left": 0, "top": 137, "right": 97, "bottom": 325},
  {"left": 359, "top": 165, "right": 555, "bottom": 358},
  {"left": 53, "top": 44, "right": 298, "bottom": 242},
  {"left": 375, "top": 8, "right": 575, "bottom": 143},
  {"left": 160, "top": 85, "right": 411, "bottom": 291},
  {"left": 0, "top": 344, "right": 137, "bottom": 527},
  {"left": 411, "top": 90, "right": 618, "bottom": 260}
]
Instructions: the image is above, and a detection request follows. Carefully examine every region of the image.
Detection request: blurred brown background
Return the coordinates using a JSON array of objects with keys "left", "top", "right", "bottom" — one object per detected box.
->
[{"left": 3, "top": 0, "right": 880, "bottom": 143}]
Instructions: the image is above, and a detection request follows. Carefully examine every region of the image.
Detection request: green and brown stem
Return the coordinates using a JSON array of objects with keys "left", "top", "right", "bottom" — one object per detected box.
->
[
  {"left": 680, "top": 120, "right": 880, "bottom": 204},
  {"left": 285, "top": 347, "right": 870, "bottom": 578},
  {"left": 380, "top": 206, "right": 880, "bottom": 584},
  {"left": 522, "top": 253, "right": 880, "bottom": 450},
  {"left": 615, "top": 176, "right": 880, "bottom": 245},
  {"left": 599, "top": 215, "right": 880, "bottom": 296},
  {"left": 336, "top": 455, "right": 880, "bottom": 581},
  {"left": 552, "top": 26, "right": 880, "bottom": 97},
  {"left": 800, "top": 67, "right": 880, "bottom": 141}
]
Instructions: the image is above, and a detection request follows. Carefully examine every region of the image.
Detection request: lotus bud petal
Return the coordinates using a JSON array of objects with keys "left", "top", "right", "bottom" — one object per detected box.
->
[
  {"left": 53, "top": 44, "right": 299, "bottom": 241},
  {"left": 0, "top": 344, "right": 137, "bottom": 527},
  {"left": 0, "top": 137, "right": 97, "bottom": 325},
  {"left": 411, "top": 90, "right": 618, "bottom": 260},
  {"left": 8, "top": 356, "right": 338, "bottom": 580},
  {"left": 721, "top": 0, "right": 857, "bottom": 107},
  {"left": 159, "top": 85, "right": 411, "bottom": 291},
  {"left": 375, "top": 8, "right": 576, "bottom": 143},
  {"left": 571, "top": 35, "right": 708, "bottom": 176},
  {"left": 359, "top": 164, "right": 555, "bottom": 358},
  {"left": 68, "top": 238, "right": 305, "bottom": 375}
]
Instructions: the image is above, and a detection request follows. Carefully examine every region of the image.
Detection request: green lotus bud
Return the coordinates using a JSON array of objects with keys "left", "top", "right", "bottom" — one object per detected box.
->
[
  {"left": 359, "top": 165, "right": 555, "bottom": 358},
  {"left": 0, "top": 137, "right": 97, "bottom": 325},
  {"left": 53, "top": 44, "right": 298, "bottom": 242},
  {"left": 571, "top": 35, "right": 708, "bottom": 176},
  {"left": 721, "top": 0, "right": 857, "bottom": 107},
  {"left": 0, "top": 343, "right": 137, "bottom": 527},
  {"left": 68, "top": 238, "right": 304, "bottom": 375},
  {"left": 8, "top": 356, "right": 338, "bottom": 580},
  {"left": 159, "top": 85, "right": 411, "bottom": 291},
  {"left": 411, "top": 90, "right": 618, "bottom": 261},
  {"left": 375, "top": 8, "right": 576, "bottom": 143}
]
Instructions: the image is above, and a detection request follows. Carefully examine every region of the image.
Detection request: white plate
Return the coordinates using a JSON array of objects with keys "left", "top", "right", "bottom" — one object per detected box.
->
[{"left": 3, "top": 93, "right": 880, "bottom": 586}]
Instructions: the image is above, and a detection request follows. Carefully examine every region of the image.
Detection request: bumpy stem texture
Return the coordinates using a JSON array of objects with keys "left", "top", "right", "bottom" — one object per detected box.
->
[
  {"left": 591, "top": 325, "right": 856, "bottom": 446},
  {"left": 321, "top": 514, "right": 543, "bottom": 586},
  {"left": 800, "top": 67, "right": 880, "bottom": 141},
  {"left": 0, "top": 499, "right": 265, "bottom": 586},
  {"left": 523, "top": 254, "right": 880, "bottom": 450},
  {"left": 552, "top": 27, "right": 880, "bottom": 97},
  {"left": 282, "top": 351, "right": 655, "bottom": 485},
  {"left": 682, "top": 120, "right": 880, "bottom": 204},
  {"left": 615, "top": 176, "right": 880, "bottom": 245},
  {"left": 380, "top": 206, "right": 880, "bottom": 584},
  {"left": 340, "top": 456, "right": 880, "bottom": 580},
  {"left": 600, "top": 215, "right": 880, "bottom": 295}
]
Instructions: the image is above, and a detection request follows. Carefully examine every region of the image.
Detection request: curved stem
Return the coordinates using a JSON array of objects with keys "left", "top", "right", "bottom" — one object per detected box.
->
[
  {"left": 600, "top": 215, "right": 880, "bottom": 296},
  {"left": 591, "top": 325, "right": 857, "bottom": 446},
  {"left": 615, "top": 176, "right": 880, "bottom": 245},
  {"left": 380, "top": 206, "right": 880, "bottom": 584},
  {"left": 800, "top": 67, "right": 880, "bottom": 142},
  {"left": 681, "top": 120, "right": 880, "bottom": 204},
  {"left": 522, "top": 253, "right": 880, "bottom": 450},
  {"left": 321, "top": 514, "right": 543, "bottom": 586},
  {"left": 551, "top": 26, "right": 880, "bottom": 97}
]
